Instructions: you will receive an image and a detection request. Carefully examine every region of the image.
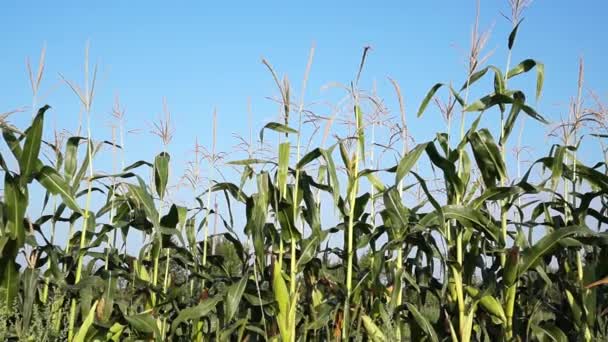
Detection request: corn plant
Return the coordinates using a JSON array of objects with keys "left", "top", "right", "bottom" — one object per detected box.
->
[{"left": 2, "top": 2, "right": 608, "bottom": 341}]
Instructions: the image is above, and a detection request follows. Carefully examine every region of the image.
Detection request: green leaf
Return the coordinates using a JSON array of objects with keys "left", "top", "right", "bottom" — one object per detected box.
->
[
  {"left": 296, "top": 236, "right": 319, "bottom": 269},
  {"left": 4, "top": 173, "right": 27, "bottom": 247},
  {"left": 296, "top": 148, "right": 322, "bottom": 169},
  {"left": 491, "top": 66, "right": 506, "bottom": 95},
  {"left": 278, "top": 142, "right": 290, "bottom": 198},
  {"left": 153, "top": 152, "right": 170, "bottom": 201},
  {"left": 536, "top": 62, "right": 545, "bottom": 101},
  {"left": 521, "top": 104, "right": 548, "bottom": 124},
  {"left": 361, "top": 315, "right": 386, "bottom": 342},
  {"left": 64, "top": 136, "right": 86, "bottom": 183},
  {"left": 126, "top": 312, "right": 162, "bottom": 341},
  {"left": 460, "top": 67, "right": 488, "bottom": 91},
  {"left": 419, "top": 205, "right": 499, "bottom": 241},
  {"left": 507, "top": 59, "right": 545, "bottom": 100},
  {"left": 464, "top": 94, "right": 513, "bottom": 112},
  {"left": 107, "top": 323, "right": 125, "bottom": 342},
  {"left": 71, "top": 139, "right": 94, "bottom": 192},
  {"left": 73, "top": 300, "right": 98, "bottom": 342},
  {"left": 127, "top": 177, "right": 159, "bottom": 228},
  {"left": 219, "top": 319, "right": 248, "bottom": 341},
  {"left": 245, "top": 174, "right": 270, "bottom": 271},
  {"left": 20, "top": 105, "right": 49, "bottom": 183},
  {"left": 395, "top": 142, "right": 429, "bottom": 186},
  {"left": 21, "top": 268, "right": 39, "bottom": 331},
  {"left": 519, "top": 226, "right": 593, "bottom": 277},
  {"left": 424, "top": 142, "right": 464, "bottom": 201},
  {"left": 0, "top": 258, "right": 19, "bottom": 308},
  {"left": 500, "top": 91, "right": 525, "bottom": 145},
  {"left": 383, "top": 187, "right": 409, "bottom": 236},
  {"left": 320, "top": 146, "right": 340, "bottom": 207},
  {"left": 355, "top": 105, "right": 365, "bottom": 164},
  {"left": 465, "top": 286, "right": 506, "bottom": 322},
  {"left": 508, "top": 19, "right": 523, "bottom": 50},
  {"left": 550, "top": 146, "right": 566, "bottom": 191},
  {"left": 273, "top": 262, "right": 291, "bottom": 342},
  {"left": 417, "top": 83, "right": 443, "bottom": 117},
  {"left": 170, "top": 298, "right": 221, "bottom": 334},
  {"left": 507, "top": 59, "right": 539, "bottom": 79},
  {"left": 3, "top": 128, "right": 23, "bottom": 161},
  {"left": 468, "top": 129, "right": 506, "bottom": 188},
  {"left": 405, "top": 302, "right": 439, "bottom": 342},
  {"left": 225, "top": 277, "right": 248, "bottom": 322},
  {"left": 531, "top": 323, "right": 568, "bottom": 342},
  {"left": 503, "top": 247, "right": 520, "bottom": 286},
  {"left": 227, "top": 158, "right": 276, "bottom": 166},
  {"left": 36, "top": 166, "right": 81, "bottom": 213},
  {"left": 259, "top": 122, "right": 298, "bottom": 143},
  {"left": 365, "top": 172, "right": 385, "bottom": 192}
]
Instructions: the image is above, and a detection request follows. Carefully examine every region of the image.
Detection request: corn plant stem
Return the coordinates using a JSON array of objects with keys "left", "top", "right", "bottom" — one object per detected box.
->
[
  {"left": 202, "top": 182, "right": 213, "bottom": 270},
  {"left": 68, "top": 112, "right": 95, "bottom": 341},
  {"left": 278, "top": 236, "right": 284, "bottom": 269},
  {"left": 250, "top": 236, "right": 269, "bottom": 340},
  {"left": 42, "top": 195, "right": 58, "bottom": 304},
  {"left": 344, "top": 165, "right": 359, "bottom": 340},
  {"left": 202, "top": 110, "right": 217, "bottom": 292},
  {"left": 290, "top": 45, "right": 314, "bottom": 340},
  {"left": 64, "top": 221, "right": 76, "bottom": 263},
  {"left": 161, "top": 249, "right": 170, "bottom": 336},
  {"left": 572, "top": 64, "right": 591, "bottom": 341},
  {"left": 343, "top": 130, "right": 361, "bottom": 341},
  {"left": 291, "top": 162, "right": 301, "bottom": 342},
  {"left": 189, "top": 152, "right": 199, "bottom": 298},
  {"left": 500, "top": 31, "right": 518, "bottom": 338},
  {"left": 500, "top": 33, "right": 515, "bottom": 268},
  {"left": 105, "top": 127, "right": 118, "bottom": 272},
  {"left": 454, "top": 69, "right": 472, "bottom": 341},
  {"left": 396, "top": 120, "right": 406, "bottom": 340},
  {"left": 369, "top": 120, "right": 377, "bottom": 306}
]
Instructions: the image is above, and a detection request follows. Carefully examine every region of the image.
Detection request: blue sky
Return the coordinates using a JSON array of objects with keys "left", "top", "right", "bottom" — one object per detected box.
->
[
  {"left": 2, "top": 1, "right": 606, "bottom": 158},
  {"left": 1, "top": 1, "right": 607, "bottom": 247}
]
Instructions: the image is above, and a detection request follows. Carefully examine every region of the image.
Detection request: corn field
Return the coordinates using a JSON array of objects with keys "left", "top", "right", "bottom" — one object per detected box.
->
[{"left": 2, "top": 2, "right": 608, "bottom": 341}]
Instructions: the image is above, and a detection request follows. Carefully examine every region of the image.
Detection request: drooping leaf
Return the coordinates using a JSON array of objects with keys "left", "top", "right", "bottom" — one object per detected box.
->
[
  {"left": 519, "top": 225, "right": 593, "bottom": 277},
  {"left": 126, "top": 312, "right": 162, "bottom": 341},
  {"left": 464, "top": 94, "right": 513, "bottom": 112},
  {"left": 171, "top": 297, "right": 222, "bottom": 333},
  {"left": 36, "top": 166, "right": 81, "bottom": 213},
  {"left": 405, "top": 302, "right": 439, "bottom": 342},
  {"left": 259, "top": 122, "right": 298, "bottom": 143}
]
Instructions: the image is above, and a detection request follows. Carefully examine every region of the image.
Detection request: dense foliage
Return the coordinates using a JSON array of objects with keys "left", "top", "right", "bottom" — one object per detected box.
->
[{"left": 2, "top": 4, "right": 608, "bottom": 341}]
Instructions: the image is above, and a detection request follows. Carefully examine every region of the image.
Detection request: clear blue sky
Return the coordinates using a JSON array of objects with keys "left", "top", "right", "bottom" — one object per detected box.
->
[{"left": 1, "top": 1, "right": 607, "bottom": 207}]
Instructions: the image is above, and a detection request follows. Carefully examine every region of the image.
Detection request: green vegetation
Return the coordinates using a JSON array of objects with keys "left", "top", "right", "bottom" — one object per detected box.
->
[{"left": 2, "top": 2, "right": 608, "bottom": 341}]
